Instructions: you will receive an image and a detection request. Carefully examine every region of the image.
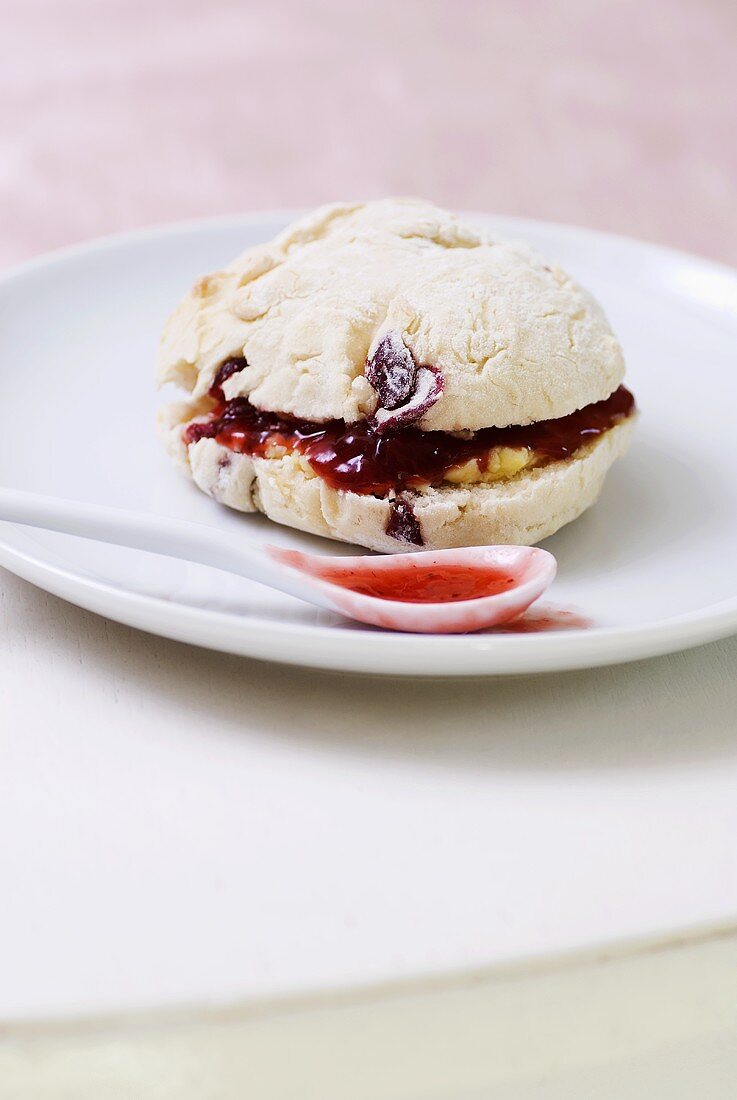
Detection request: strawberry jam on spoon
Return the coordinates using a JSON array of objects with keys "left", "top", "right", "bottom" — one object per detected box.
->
[{"left": 269, "top": 544, "right": 557, "bottom": 633}]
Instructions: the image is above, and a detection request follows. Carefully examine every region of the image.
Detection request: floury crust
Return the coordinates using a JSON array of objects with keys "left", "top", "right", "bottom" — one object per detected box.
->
[{"left": 158, "top": 199, "right": 625, "bottom": 432}]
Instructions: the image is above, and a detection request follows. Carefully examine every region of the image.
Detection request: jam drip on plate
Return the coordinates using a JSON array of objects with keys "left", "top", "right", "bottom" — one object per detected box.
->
[{"left": 186, "top": 359, "right": 635, "bottom": 497}]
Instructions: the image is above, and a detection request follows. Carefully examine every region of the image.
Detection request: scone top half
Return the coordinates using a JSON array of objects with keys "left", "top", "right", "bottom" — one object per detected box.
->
[{"left": 158, "top": 200, "right": 636, "bottom": 552}]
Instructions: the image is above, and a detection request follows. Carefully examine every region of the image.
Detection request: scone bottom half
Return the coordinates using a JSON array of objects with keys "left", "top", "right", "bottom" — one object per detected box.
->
[{"left": 165, "top": 338, "right": 636, "bottom": 553}]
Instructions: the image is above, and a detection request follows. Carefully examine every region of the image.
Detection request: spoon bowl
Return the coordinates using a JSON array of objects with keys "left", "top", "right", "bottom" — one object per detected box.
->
[
  {"left": 0, "top": 489, "right": 556, "bottom": 634},
  {"left": 270, "top": 544, "right": 556, "bottom": 633}
]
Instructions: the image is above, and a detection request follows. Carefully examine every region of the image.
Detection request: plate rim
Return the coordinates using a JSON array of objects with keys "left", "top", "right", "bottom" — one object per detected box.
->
[
  {"left": 2, "top": 529, "right": 737, "bottom": 676},
  {"left": 2, "top": 210, "right": 737, "bottom": 676}
]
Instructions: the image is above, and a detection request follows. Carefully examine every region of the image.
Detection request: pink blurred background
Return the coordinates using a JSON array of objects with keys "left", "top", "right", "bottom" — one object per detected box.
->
[{"left": 3, "top": 0, "right": 736, "bottom": 267}]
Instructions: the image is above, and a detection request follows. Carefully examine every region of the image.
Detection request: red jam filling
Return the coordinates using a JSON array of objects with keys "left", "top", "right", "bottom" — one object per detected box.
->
[
  {"left": 185, "top": 359, "right": 635, "bottom": 497},
  {"left": 302, "top": 560, "right": 521, "bottom": 603}
]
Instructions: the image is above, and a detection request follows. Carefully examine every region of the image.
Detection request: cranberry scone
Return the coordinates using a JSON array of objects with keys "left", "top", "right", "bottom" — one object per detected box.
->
[{"left": 158, "top": 199, "right": 636, "bottom": 552}]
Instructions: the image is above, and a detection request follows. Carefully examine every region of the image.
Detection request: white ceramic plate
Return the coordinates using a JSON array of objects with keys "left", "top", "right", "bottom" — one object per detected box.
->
[{"left": 1, "top": 212, "right": 736, "bottom": 675}]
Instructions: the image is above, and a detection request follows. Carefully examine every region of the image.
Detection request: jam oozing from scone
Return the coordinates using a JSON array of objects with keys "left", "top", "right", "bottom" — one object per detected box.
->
[{"left": 185, "top": 359, "right": 636, "bottom": 496}]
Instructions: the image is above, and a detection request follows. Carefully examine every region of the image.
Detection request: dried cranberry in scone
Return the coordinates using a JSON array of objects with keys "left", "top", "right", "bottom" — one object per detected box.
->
[
  {"left": 365, "top": 331, "right": 418, "bottom": 410},
  {"left": 386, "top": 494, "right": 424, "bottom": 546},
  {"left": 372, "top": 366, "right": 445, "bottom": 431},
  {"left": 366, "top": 331, "right": 445, "bottom": 430}
]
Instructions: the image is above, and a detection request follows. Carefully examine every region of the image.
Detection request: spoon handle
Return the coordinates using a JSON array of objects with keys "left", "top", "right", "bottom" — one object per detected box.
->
[{"left": 0, "top": 488, "right": 336, "bottom": 608}]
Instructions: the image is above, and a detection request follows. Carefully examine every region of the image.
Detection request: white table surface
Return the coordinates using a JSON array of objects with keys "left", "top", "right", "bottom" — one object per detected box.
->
[{"left": 3, "top": 567, "right": 737, "bottom": 1022}]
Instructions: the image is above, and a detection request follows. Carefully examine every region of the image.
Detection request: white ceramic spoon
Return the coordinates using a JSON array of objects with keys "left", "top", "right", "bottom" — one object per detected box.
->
[{"left": 0, "top": 489, "right": 556, "bottom": 634}]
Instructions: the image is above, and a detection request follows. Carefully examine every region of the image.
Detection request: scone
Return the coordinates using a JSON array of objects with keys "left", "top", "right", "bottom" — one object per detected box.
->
[{"left": 158, "top": 199, "right": 636, "bottom": 552}]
